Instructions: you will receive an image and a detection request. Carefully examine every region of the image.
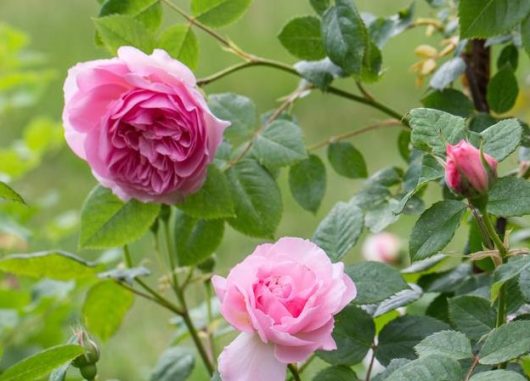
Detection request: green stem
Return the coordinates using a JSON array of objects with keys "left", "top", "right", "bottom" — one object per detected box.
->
[
  {"left": 480, "top": 210, "right": 509, "bottom": 329},
  {"left": 481, "top": 210, "right": 508, "bottom": 258},
  {"left": 162, "top": 0, "right": 407, "bottom": 125},
  {"left": 288, "top": 364, "right": 302, "bottom": 381},
  {"left": 162, "top": 218, "right": 215, "bottom": 376},
  {"left": 197, "top": 59, "right": 408, "bottom": 125},
  {"left": 123, "top": 246, "right": 183, "bottom": 315}
]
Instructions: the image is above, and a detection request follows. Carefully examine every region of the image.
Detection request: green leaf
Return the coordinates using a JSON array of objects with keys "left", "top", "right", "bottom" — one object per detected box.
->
[
  {"left": 481, "top": 119, "right": 522, "bottom": 161},
  {"left": 458, "top": 0, "right": 530, "bottom": 38},
  {"left": 173, "top": 210, "right": 224, "bottom": 266},
  {"left": 488, "top": 177, "right": 530, "bottom": 217},
  {"left": 408, "top": 108, "right": 467, "bottom": 155},
  {"left": 418, "top": 264, "right": 472, "bottom": 293},
  {"left": 177, "top": 165, "right": 234, "bottom": 220},
  {"left": 469, "top": 370, "right": 527, "bottom": 381},
  {"left": 159, "top": 25, "right": 199, "bottom": 69},
  {"left": 347, "top": 262, "right": 409, "bottom": 305},
  {"left": 313, "top": 366, "right": 357, "bottom": 381},
  {"left": 479, "top": 321, "right": 530, "bottom": 364},
  {"left": 372, "top": 359, "right": 411, "bottom": 381},
  {"left": 497, "top": 44, "right": 519, "bottom": 70},
  {"left": 421, "top": 89, "right": 474, "bottom": 118},
  {"left": 79, "top": 186, "right": 160, "bottom": 249},
  {"left": 364, "top": 284, "right": 423, "bottom": 317},
  {"left": 448, "top": 295, "right": 496, "bottom": 340},
  {"left": 93, "top": 14, "right": 156, "bottom": 54},
  {"left": 288, "top": 154, "right": 326, "bottom": 213},
  {"left": 365, "top": 198, "right": 400, "bottom": 233},
  {"left": 294, "top": 58, "right": 342, "bottom": 90},
  {"left": 487, "top": 66, "right": 519, "bottom": 114},
  {"left": 317, "top": 305, "right": 375, "bottom": 365},
  {"left": 0, "top": 344, "right": 83, "bottom": 381},
  {"left": 0, "top": 182, "right": 25, "bottom": 204},
  {"left": 191, "top": 0, "right": 252, "bottom": 27},
  {"left": 49, "top": 364, "right": 69, "bottom": 381},
  {"left": 327, "top": 142, "right": 367, "bottom": 178},
  {"left": 522, "top": 14, "right": 530, "bottom": 58},
  {"left": 414, "top": 330, "right": 472, "bottom": 360},
  {"left": 401, "top": 254, "right": 446, "bottom": 275},
  {"left": 278, "top": 16, "right": 325, "bottom": 60},
  {"left": 376, "top": 316, "right": 450, "bottom": 366},
  {"left": 150, "top": 347, "right": 195, "bottom": 381},
  {"left": 226, "top": 160, "right": 282, "bottom": 238},
  {"left": 518, "top": 262, "right": 530, "bottom": 302},
  {"left": 98, "top": 0, "right": 162, "bottom": 31},
  {"left": 83, "top": 280, "right": 134, "bottom": 341},
  {"left": 384, "top": 355, "right": 462, "bottom": 381},
  {"left": 359, "top": 40, "right": 382, "bottom": 83},
  {"left": 409, "top": 200, "right": 466, "bottom": 261},
  {"left": 321, "top": 0, "right": 368, "bottom": 75},
  {"left": 312, "top": 201, "right": 363, "bottom": 262},
  {"left": 208, "top": 93, "right": 256, "bottom": 143},
  {"left": 0, "top": 251, "right": 96, "bottom": 280},
  {"left": 367, "top": 3, "right": 415, "bottom": 49},
  {"left": 491, "top": 256, "right": 530, "bottom": 300},
  {"left": 253, "top": 120, "right": 307, "bottom": 168},
  {"left": 429, "top": 57, "right": 466, "bottom": 90},
  {"left": 310, "top": 0, "right": 330, "bottom": 15}
]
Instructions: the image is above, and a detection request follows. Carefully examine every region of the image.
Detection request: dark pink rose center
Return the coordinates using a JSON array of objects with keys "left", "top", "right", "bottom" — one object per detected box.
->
[
  {"left": 253, "top": 263, "right": 317, "bottom": 323},
  {"left": 103, "top": 89, "right": 208, "bottom": 196}
]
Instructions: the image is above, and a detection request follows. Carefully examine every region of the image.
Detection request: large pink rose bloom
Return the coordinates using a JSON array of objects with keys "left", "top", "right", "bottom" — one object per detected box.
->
[
  {"left": 445, "top": 140, "right": 497, "bottom": 199},
  {"left": 63, "top": 46, "right": 229, "bottom": 204},
  {"left": 213, "top": 237, "right": 356, "bottom": 381}
]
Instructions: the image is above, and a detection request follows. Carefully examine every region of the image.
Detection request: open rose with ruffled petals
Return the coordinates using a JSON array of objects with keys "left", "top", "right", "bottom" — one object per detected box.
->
[
  {"left": 63, "top": 46, "right": 229, "bottom": 204},
  {"left": 212, "top": 237, "right": 356, "bottom": 381}
]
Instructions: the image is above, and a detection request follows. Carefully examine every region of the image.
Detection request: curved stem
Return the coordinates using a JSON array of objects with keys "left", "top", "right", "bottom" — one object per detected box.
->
[
  {"left": 164, "top": 0, "right": 408, "bottom": 125},
  {"left": 308, "top": 120, "right": 403, "bottom": 151},
  {"left": 161, "top": 0, "right": 230, "bottom": 48},
  {"left": 123, "top": 245, "right": 184, "bottom": 315},
  {"left": 464, "top": 356, "right": 480, "bottom": 381},
  {"left": 288, "top": 364, "right": 302, "bottom": 381},
  {"left": 162, "top": 219, "right": 215, "bottom": 375}
]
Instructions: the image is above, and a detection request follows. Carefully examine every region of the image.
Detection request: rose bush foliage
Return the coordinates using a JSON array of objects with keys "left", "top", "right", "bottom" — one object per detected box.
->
[{"left": 1, "top": 0, "right": 530, "bottom": 381}]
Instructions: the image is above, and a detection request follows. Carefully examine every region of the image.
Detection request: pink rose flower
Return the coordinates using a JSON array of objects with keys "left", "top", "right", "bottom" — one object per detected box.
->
[
  {"left": 213, "top": 237, "right": 356, "bottom": 381},
  {"left": 62, "top": 46, "right": 229, "bottom": 204},
  {"left": 445, "top": 140, "right": 497, "bottom": 199},
  {"left": 362, "top": 232, "right": 401, "bottom": 264}
]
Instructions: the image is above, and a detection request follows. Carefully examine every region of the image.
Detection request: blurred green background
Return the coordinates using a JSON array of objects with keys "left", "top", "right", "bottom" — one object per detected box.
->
[{"left": 1, "top": 0, "right": 528, "bottom": 380}]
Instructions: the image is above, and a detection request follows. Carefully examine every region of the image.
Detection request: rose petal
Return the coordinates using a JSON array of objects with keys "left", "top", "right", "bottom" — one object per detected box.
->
[{"left": 218, "top": 333, "right": 286, "bottom": 381}]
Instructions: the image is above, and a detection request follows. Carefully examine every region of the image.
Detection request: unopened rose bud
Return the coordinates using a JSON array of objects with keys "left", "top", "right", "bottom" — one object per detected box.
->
[
  {"left": 72, "top": 330, "right": 100, "bottom": 369},
  {"left": 445, "top": 140, "right": 497, "bottom": 202},
  {"left": 362, "top": 233, "right": 401, "bottom": 264}
]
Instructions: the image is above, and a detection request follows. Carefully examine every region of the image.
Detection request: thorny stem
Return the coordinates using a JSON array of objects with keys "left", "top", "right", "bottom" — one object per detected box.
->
[
  {"left": 308, "top": 120, "right": 403, "bottom": 151},
  {"left": 288, "top": 364, "right": 302, "bottom": 381},
  {"left": 163, "top": 0, "right": 408, "bottom": 125}
]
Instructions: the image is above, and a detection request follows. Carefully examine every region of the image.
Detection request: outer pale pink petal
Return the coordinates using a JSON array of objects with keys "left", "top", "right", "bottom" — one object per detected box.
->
[
  {"left": 117, "top": 46, "right": 196, "bottom": 87},
  {"left": 274, "top": 319, "right": 336, "bottom": 363},
  {"left": 64, "top": 128, "right": 87, "bottom": 159},
  {"left": 218, "top": 333, "right": 286, "bottom": 381},
  {"left": 212, "top": 275, "right": 228, "bottom": 300}
]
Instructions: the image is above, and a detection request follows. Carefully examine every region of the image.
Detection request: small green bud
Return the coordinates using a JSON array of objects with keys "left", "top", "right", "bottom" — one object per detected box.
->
[{"left": 79, "top": 364, "right": 98, "bottom": 380}]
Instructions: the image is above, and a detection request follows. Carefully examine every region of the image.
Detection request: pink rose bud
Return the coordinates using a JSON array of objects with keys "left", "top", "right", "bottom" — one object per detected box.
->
[
  {"left": 213, "top": 237, "right": 356, "bottom": 381},
  {"left": 362, "top": 232, "right": 401, "bottom": 264},
  {"left": 445, "top": 140, "right": 497, "bottom": 199},
  {"left": 62, "top": 46, "right": 229, "bottom": 204}
]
